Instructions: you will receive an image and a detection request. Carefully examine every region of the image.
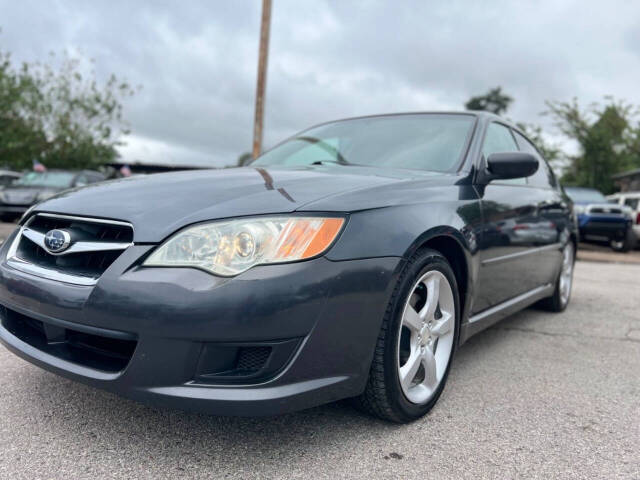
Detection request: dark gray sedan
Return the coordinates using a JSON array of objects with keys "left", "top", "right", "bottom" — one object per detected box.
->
[{"left": 0, "top": 112, "right": 577, "bottom": 422}]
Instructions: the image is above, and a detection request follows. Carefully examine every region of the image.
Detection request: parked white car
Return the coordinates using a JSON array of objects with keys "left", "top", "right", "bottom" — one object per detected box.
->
[{"left": 607, "top": 192, "right": 640, "bottom": 242}]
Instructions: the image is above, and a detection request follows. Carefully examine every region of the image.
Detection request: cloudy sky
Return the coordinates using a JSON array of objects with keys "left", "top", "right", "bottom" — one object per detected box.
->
[{"left": 2, "top": 0, "right": 640, "bottom": 167}]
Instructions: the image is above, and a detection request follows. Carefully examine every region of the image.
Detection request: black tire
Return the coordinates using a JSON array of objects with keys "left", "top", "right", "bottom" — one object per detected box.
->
[
  {"left": 610, "top": 229, "right": 633, "bottom": 252},
  {"left": 0, "top": 213, "right": 19, "bottom": 223},
  {"left": 538, "top": 280, "right": 568, "bottom": 313},
  {"left": 354, "top": 248, "right": 460, "bottom": 423},
  {"left": 538, "top": 243, "right": 575, "bottom": 312}
]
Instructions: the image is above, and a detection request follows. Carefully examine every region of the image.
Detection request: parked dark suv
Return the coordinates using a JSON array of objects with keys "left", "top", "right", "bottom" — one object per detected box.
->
[
  {"left": 564, "top": 187, "right": 633, "bottom": 252},
  {"left": 0, "top": 170, "right": 106, "bottom": 222},
  {"left": 0, "top": 112, "right": 577, "bottom": 422}
]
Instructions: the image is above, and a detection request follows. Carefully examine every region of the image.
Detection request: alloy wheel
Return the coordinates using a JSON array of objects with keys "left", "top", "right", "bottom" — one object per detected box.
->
[
  {"left": 610, "top": 239, "right": 624, "bottom": 251},
  {"left": 397, "top": 270, "right": 455, "bottom": 405},
  {"left": 559, "top": 242, "right": 574, "bottom": 306}
]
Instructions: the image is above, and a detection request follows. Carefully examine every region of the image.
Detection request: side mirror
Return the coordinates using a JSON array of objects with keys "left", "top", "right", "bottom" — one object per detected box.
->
[{"left": 479, "top": 152, "right": 539, "bottom": 184}]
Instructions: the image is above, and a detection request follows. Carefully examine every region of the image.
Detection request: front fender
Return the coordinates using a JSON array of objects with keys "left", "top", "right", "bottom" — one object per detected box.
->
[{"left": 325, "top": 202, "right": 480, "bottom": 261}]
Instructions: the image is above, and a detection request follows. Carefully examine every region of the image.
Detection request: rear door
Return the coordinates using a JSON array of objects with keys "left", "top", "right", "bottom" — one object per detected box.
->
[
  {"left": 513, "top": 131, "right": 565, "bottom": 286},
  {"left": 473, "top": 123, "right": 546, "bottom": 313}
]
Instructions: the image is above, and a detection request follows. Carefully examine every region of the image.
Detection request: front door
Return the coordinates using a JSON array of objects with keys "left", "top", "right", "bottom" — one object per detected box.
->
[{"left": 473, "top": 123, "right": 544, "bottom": 313}]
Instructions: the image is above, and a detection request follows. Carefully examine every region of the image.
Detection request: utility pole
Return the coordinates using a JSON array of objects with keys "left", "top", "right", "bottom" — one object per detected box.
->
[{"left": 252, "top": 0, "right": 272, "bottom": 159}]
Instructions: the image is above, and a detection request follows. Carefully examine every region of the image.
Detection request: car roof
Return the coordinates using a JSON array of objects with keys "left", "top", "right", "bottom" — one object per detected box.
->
[
  {"left": 346, "top": 110, "right": 495, "bottom": 120},
  {"left": 609, "top": 192, "right": 640, "bottom": 198},
  {"left": 298, "top": 110, "right": 519, "bottom": 144},
  {"left": 303, "top": 110, "right": 501, "bottom": 129}
]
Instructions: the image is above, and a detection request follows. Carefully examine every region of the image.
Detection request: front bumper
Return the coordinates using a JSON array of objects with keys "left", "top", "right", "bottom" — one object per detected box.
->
[
  {"left": 0, "top": 237, "right": 401, "bottom": 415},
  {"left": 577, "top": 214, "right": 630, "bottom": 241}
]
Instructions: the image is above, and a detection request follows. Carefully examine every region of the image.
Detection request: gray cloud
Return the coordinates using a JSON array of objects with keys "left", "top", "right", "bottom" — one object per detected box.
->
[{"left": 2, "top": 0, "right": 640, "bottom": 166}]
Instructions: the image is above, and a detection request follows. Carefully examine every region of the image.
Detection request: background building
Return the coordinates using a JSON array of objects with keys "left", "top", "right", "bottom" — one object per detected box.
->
[{"left": 612, "top": 169, "right": 640, "bottom": 192}]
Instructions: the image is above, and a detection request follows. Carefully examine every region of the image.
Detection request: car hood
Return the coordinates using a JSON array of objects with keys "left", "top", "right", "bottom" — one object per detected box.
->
[{"left": 33, "top": 166, "right": 423, "bottom": 242}]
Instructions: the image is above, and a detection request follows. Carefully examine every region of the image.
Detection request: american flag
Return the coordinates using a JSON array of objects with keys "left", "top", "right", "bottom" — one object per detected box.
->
[
  {"left": 119, "top": 164, "right": 132, "bottom": 177},
  {"left": 32, "top": 159, "right": 46, "bottom": 172}
]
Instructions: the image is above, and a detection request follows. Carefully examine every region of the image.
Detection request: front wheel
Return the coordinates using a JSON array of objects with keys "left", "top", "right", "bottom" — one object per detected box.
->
[
  {"left": 610, "top": 229, "right": 634, "bottom": 252},
  {"left": 355, "top": 249, "right": 459, "bottom": 423}
]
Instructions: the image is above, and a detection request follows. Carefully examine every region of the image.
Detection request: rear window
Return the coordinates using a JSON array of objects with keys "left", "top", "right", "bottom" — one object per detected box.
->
[{"left": 565, "top": 188, "right": 607, "bottom": 203}]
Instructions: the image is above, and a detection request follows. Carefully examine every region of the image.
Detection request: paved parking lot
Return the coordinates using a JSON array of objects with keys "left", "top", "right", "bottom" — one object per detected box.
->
[
  {"left": 577, "top": 241, "right": 640, "bottom": 264},
  {"left": 0, "top": 223, "right": 638, "bottom": 478}
]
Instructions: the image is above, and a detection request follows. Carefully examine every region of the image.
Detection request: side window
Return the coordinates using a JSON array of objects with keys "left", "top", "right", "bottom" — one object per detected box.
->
[
  {"left": 514, "top": 131, "right": 555, "bottom": 189},
  {"left": 0, "top": 175, "right": 15, "bottom": 187},
  {"left": 624, "top": 198, "right": 639, "bottom": 210},
  {"left": 87, "top": 174, "right": 104, "bottom": 184},
  {"left": 74, "top": 174, "right": 89, "bottom": 187},
  {"left": 482, "top": 123, "right": 525, "bottom": 185}
]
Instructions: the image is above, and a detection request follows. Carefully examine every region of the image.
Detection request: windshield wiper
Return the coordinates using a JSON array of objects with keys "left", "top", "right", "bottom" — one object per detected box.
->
[{"left": 310, "top": 159, "right": 347, "bottom": 166}]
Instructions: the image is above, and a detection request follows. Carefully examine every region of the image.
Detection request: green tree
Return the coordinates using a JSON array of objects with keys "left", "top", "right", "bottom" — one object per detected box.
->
[
  {"left": 546, "top": 98, "right": 640, "bottom": 193},
  {"left": 0, "top": 49, "right": 136, "bottom": 170},
  {"left": 0, "top": 54, "right": 46, "bottom": 168},
  {"left": 465, "top": 86, "right": 513, "bottom": 115},
  {"left": 464, "top": 87, "right": 564, "bottom": 172},
  {"left": 516, "top": 122, "right": 562, "bottom": 167}
]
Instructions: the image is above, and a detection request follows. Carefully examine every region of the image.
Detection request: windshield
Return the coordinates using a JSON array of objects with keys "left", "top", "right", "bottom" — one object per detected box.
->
[
  {"left": 565, "top": 187, "right": 607, "bottom": 203},
  {"left": 253, "top": 114, "right": 475, "bottom": 172},
  {"left": 13, "top": 171, "right": 75, "bottom": 188}
]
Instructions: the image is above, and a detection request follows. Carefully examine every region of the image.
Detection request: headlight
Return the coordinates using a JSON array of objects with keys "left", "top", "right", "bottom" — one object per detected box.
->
[
  {"left": 144, "top": 216, "right": 345, "bottom": 276},
  {"left": 573, "top": 205, "right": 586, "bottom": 215}
]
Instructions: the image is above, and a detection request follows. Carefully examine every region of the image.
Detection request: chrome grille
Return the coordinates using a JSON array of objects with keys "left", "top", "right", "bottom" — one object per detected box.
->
[
  {"left": 26, "top": 214, "right": 133, "bottom": 243},
  {"left": 5, "top": 213, "right": 133, "bottom": 285}
]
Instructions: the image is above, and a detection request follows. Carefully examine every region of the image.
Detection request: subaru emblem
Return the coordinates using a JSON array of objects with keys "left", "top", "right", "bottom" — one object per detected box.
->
[{"left": 44, "top": 229, "right": 71, "bottom": 253}]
